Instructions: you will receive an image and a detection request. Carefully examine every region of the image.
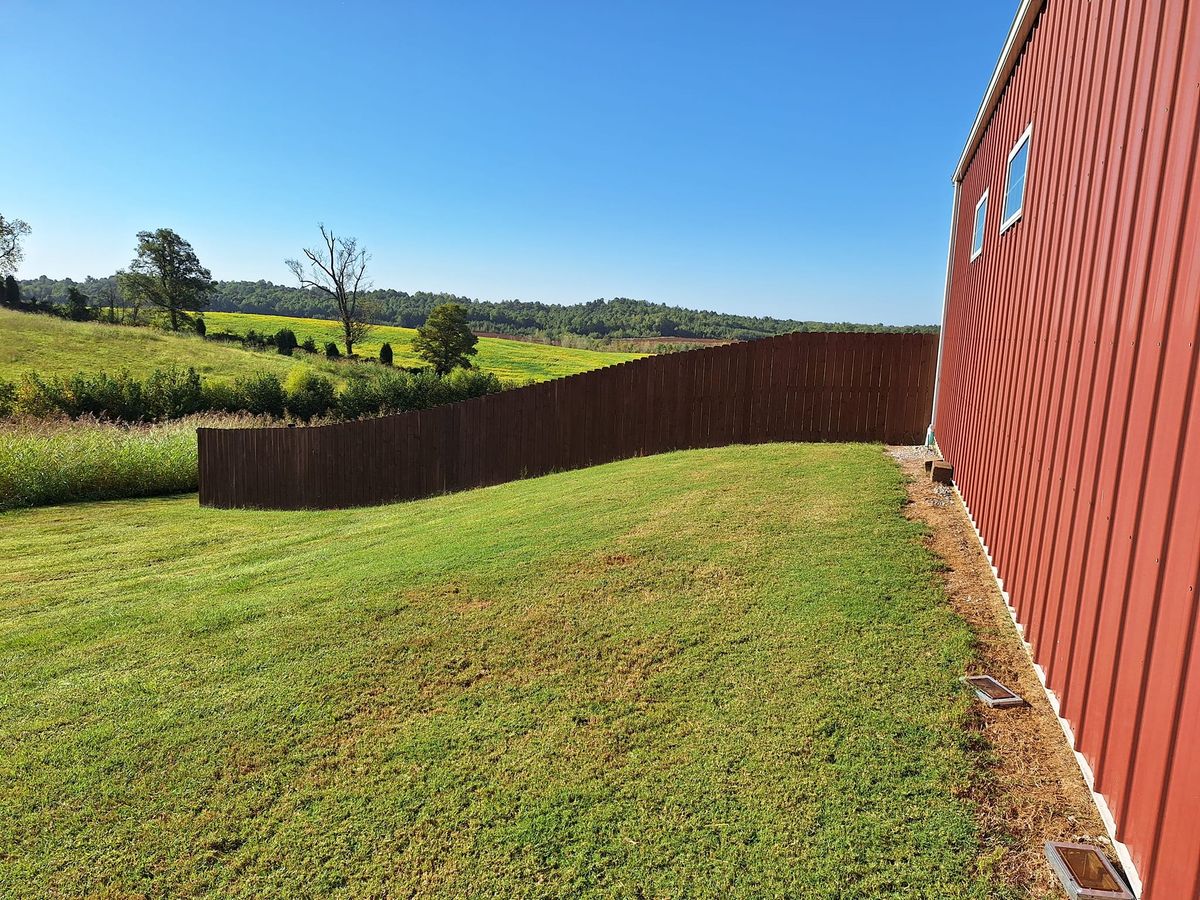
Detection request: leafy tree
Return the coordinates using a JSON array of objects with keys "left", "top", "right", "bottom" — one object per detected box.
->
[
  {"left": 286, "top": 225, "right": 372, "bottom": 356},
  {"left": 121, "top": 228, "right": 215, "bottom": 330},
  {"left": 66, "top": 286, "right": 91, "bottom": 321},
  {"left": 3, "top": 274, "right": 22, "bottom": 308},
  {"left": 412, "top": 303, "right": 478, "bottom": 376},
  {"left": 379, "top": 342, "right": 393, "bottom": 366},
  {"left": 0, "top": 214, "right": 31, "bottom": 276}
]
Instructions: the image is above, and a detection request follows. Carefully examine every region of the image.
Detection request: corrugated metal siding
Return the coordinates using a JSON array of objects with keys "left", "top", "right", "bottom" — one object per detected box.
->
[{"left": 935, "top": 1, "right": 1200, "bottom": 896}]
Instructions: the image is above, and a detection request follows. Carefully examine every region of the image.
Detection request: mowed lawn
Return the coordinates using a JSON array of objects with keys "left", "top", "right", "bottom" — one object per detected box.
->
[
  {"left": 204, "top": 311, "right": 644, "bottom": 382},
  {"left": 0, "top": 307, "right": 637, "bottom": 386},
  {"left": 0, "top": 445, "right": 1004, "bottom": 898}
]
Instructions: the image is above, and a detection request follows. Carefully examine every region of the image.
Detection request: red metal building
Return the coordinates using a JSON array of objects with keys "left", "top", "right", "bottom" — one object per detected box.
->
[{"left": 933, "top": 1, "right": 1200, "bottom": 896}]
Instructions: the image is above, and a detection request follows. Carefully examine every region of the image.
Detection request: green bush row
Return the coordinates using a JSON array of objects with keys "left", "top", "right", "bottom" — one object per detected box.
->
[{"left": 0, "top": 365, "right": 505, "bottom": 423}]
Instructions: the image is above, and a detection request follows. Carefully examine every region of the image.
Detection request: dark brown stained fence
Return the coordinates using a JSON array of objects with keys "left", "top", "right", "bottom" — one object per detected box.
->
[{"left": 198, "top": 331, "right": 936, "bottom": 510}]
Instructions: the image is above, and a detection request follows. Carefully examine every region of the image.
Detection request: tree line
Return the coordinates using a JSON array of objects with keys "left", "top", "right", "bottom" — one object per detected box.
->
[{"left": 16, "top": 275, "right": 938, "bottom": 341}]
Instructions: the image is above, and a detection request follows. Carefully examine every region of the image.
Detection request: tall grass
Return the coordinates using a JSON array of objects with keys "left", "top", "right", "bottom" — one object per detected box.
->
[{"left": 0, "top": 414, "right": 269, "bottom": 511}]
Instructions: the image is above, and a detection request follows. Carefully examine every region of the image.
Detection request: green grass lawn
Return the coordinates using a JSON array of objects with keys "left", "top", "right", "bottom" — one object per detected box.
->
[
  {"left": 204, "top": 311, "right": 643, "bottom": 382},
  {"left": 0, "top": 444, "right": 1004, "bottom": 898},
  {"left": 0, "top": 307, "right": 638, "bottom": 386}
]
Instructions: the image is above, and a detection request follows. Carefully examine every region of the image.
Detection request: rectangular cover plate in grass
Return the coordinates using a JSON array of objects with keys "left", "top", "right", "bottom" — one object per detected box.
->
[
  {"left": 1044, "top": 842, "right": 1134, "bottom": 899},
  {"left": 962, "top": 674, "right": 1025, "bottom": 708}
]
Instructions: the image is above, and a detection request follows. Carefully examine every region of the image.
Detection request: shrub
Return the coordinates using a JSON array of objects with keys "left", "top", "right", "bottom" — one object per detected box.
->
[
  {"left": 15, "top": 371, "right": 139, "bottom": 420},
  {"left": 4, "top": 361, "right": 507, "bottom": 424},
  {"left": 335, "top": 377, "right": 383, "bottom": 420},
  {"left": 244, "top": 329, "right": 271, "bottom": 349},
  {"left": 284, "top": 368, "right": 336, "bottom": 421},
  {"left": 370, "top": 370, "right": 416, "bottom": 414},
  {"left": 195, "top": 317, "right": 207, "bottom": 337},
  {"left": 301, "top": 337, "right": 317, "bottom": 354},
  {"left": 206, "top": 330, "right": 245, "bottom": 344},
  {"left": 233, "top": 372, "right": 286, "bottom": 417},
  {"left": 9, "top": 366, "right": 204, "bottom": 421},
  {"left": 445, "top": 367, "right": 504, "bottom": 400},
  {"left": 324, "top": 341, "right": 341, "bottom": 359},
  {"left": 275, "top": 328, "right": 298, "bottom": 356},
  {"left": 12, "top": 374, "right": 62, "bottom": 418},
  {"left": 143, "top": 366, "right": 204, "bottom": 419},
  {"left": 200, "top": 379, "right": 240, "bottom": 413},
  {"left": 331, "top": 368, "right": 505, "bottom": 419},
  {"left": 379, "top": 342, "right": 393, "bottom": 366},
  {"left": 0, "top": 377, "right": 16, "bottom": 417}
]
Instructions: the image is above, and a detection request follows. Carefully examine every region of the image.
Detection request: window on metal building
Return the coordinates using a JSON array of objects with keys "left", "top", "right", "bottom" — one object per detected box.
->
[
  {"left": 971, "top": 190, "right": 988, "bottom": 261},
  {"left": 1001, "top": 124, "right": 1032, "bottom": 233}
]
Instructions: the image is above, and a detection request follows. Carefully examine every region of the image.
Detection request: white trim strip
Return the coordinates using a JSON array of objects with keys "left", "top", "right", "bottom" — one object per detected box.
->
[
  {"left": 942, "top": 474, "right": 1144, "bottom": 897},
  {"left": 953, "top": 0, "right": 1046, "bottom": 184},
  {"left": 927, "top": 180, "right": 962, "bottom": 443}
]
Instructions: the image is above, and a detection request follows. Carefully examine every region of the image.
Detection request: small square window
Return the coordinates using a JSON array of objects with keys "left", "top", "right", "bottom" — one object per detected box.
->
[
  {"left": 1001, "top": 124, "right": 1033, "bottom": 232},
  {"left": 971, "top": 191, "right": 988, "bottom": 261}
]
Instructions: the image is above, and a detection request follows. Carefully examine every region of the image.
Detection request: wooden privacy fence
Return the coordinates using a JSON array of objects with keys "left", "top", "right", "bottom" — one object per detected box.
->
[{"left": 198, "top": 331, "right": 937, "bottom": 510}]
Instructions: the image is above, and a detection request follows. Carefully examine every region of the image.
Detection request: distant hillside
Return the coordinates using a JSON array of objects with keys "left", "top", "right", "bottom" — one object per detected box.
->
[{"left": 19, "top": 276, "right": 938, "bottom": 342}]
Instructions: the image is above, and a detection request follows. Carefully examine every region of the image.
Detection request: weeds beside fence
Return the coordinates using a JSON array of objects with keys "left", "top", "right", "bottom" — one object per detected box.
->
[{"left": 0, "top": 414, "right": 270, "bottom": 510}]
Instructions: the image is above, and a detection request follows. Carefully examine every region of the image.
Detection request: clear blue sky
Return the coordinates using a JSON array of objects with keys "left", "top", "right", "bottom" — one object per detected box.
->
[{"left": 3, "top": 1, "right": 1016, "bottom": 324}]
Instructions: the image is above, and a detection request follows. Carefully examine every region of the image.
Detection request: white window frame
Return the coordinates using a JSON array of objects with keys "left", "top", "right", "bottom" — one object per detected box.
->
[
  {"left": 971, "top": 190, "right": 989, "bottom": 261},
  {"left": 1000, "top": 122, "right": 1033, "bottom": 234}
]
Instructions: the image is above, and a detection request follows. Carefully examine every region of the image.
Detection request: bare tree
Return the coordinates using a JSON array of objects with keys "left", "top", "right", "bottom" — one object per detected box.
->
[
  {"left": 0, "top": 214, "right": 32, "bottom": 276},
  {"left": 286, "top": 225, "right": 373, "bottom": 356}
]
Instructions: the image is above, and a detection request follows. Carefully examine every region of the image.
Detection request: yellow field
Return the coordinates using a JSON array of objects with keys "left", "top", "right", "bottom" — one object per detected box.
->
[{"left": 204, "top": 312, "right": 643, "bottom": 382}]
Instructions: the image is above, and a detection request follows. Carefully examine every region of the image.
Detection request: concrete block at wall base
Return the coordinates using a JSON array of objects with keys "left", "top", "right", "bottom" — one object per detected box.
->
[{"left": 930, "top": 461, "right": 954, "bottom": 484}]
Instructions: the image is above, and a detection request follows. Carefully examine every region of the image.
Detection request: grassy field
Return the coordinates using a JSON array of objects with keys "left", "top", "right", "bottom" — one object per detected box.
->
[
  {"left": 0, "top": 445, "right": 1004, "bottom": 898},
  {"left": 204, "top": 311, "right": 644, "bottom": 382},
  {"left": 0, "top": 307, "right": 322, "bottom": 384},
  {"left": 0, "top": 307, "right": 639, "bottom": 386}
]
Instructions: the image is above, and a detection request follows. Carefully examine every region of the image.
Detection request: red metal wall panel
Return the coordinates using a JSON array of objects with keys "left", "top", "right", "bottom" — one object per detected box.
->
[{"left": 936, "top": 2, "right": 1200, "bottom": 896}]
